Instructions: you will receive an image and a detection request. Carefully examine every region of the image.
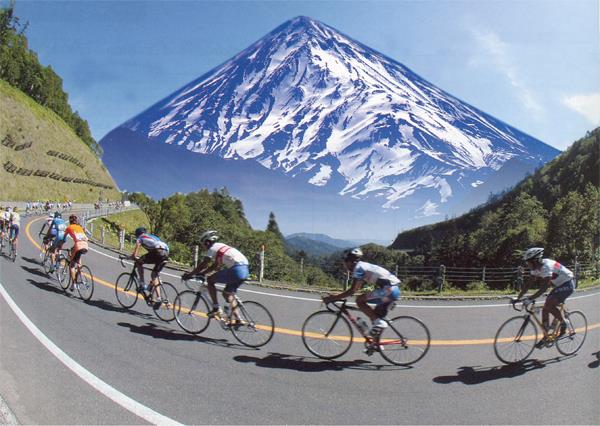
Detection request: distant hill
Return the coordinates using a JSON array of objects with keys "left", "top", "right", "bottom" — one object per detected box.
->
[
  {"left": 0, "top": 80, "right": 120, "bottom": 202},
  {"left": 390, "top": 128, "right": 600, "bottom": 266}
]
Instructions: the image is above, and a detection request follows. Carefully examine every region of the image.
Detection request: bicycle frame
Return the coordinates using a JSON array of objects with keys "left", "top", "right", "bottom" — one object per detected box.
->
[{"left": 513, "top": 300, "right": 567, "bottom": 343}]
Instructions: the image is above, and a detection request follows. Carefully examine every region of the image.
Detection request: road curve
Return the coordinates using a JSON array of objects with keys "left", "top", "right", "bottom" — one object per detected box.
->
[{"left": 0, "top": 214, "right": 598, "bottom": 424}]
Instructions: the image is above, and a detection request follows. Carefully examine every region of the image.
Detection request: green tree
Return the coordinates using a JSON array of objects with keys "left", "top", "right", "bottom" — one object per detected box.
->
[{"left": 266, "top": 211, "right": 284, "bottom": 240}]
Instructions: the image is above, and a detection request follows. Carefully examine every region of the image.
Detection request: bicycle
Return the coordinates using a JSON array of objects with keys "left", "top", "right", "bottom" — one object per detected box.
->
[
  {"left": 7, "top": 234, "right": 17, "bottom": 262},
  {"left": 49, "top": 249, "right": 95, "bottom": 301},
  {"left": 115, "top": 256, "right": 178, "bottom": 322},
  {"left": 493, "top": 298, "right": 588, "bottom": 365},
  {"left": 173, "top": 276, "right": 275, "bottom": 348},
  {"left": 301, "top": 300, "right": 431, "bottom": 366}
]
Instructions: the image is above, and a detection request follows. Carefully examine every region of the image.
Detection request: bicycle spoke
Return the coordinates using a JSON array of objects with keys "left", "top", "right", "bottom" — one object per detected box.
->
[
  {"left": 115, "top": 273, "right": 139, "bottom": 308},
  {"left": 76, "top": 265, "right": 94, "bottom": 301},
  {"left": 556, "top": 311, "right": 587, "bottom": 356},
  {"left": 301, "top": 311, "right": 353, "bottom": 359},
  {"left": 173, "top": 290, "right": 210, "bottom": 334},
  {"left": 378, "top": 316, "right": 430, "bottom": 366},
  {"left": 230, "top": 301, "right": 274, "bottom": 348},
  {"left": 494, "top": 316, "right": 537, "bottom": 364},
  {"left": 151, "top": 281, "right": 177, "bottom": 322}
]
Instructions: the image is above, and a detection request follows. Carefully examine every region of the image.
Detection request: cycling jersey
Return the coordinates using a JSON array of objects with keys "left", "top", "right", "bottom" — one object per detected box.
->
[
  {"left": 206, "top": 242, "right": 248, "bottom": 268},
  {"left": 530, "top": 258, "right": 574, "bottom": 287},
  {"left": 65, "top": 224, "right": 89, "bottom": 253},
  {"left": 49, "top": 218, "right": 67, "bottom": 239},
  {"left": 9, "top": 212, "right": 20, "bottom": 227},
  {"left": 137, "top": 233, "right": 169, "bottom": 253},
  {"left": 352, "top": 261, "right": 400, "bottom": 287}
]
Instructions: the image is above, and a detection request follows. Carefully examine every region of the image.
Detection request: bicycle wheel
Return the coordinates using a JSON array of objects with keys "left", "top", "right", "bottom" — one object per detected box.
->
[
  {"left": 378, "top": 316, "right": 431, "bottom": 366},
  {"left": 556, "top": 310, "right": 587, "bottom": 356},
  {"left": 151, "top": 281, "right": 177, "bottom": 322},
  {"left": 75, "top": 265, "right": 94, "bottom": 301},
  {"left": 9, "top": 243, "right": 16, "bottom": 262},
  {"left": 173, "top": 290, "right": 211, "bottom": 334},
  {"left": 301, "top": 310, "right": 353, "bottom": 359},
  {"left": 115, "top": 272, "right": 139, "bottom": 308},
  {"left": 494, "top": 316, "right": 537, "bottom": 364},
  {"left": 230, "top": 300, "right": 275, "bottom": 348},
  {"left": 42, "top": 251, "right": 52, "bottom": 275},
  {"left": 56, "top": 257, "right": 70, "bottom": 291}
]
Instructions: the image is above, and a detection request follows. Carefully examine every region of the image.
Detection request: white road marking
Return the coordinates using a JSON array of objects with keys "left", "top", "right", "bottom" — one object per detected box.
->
[{"left": 0, "top": 281, "right": 182, "bottom": 426}]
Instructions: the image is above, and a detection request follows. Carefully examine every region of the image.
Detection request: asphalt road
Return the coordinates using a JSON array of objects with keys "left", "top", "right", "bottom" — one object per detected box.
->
[{"left": 0, "top": 215, "right": 598, "bottom": 425}]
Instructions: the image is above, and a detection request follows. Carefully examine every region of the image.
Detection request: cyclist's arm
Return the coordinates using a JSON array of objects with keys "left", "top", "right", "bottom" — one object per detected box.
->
[
  {"left": 528, "top": 277, "right": 551, "bottom": 300},
  {"left": 131, "top": 241, "right": 142, "bottom": 259},
  {"left": 323, "top": 279, "right": 364, "bottom": 303}
]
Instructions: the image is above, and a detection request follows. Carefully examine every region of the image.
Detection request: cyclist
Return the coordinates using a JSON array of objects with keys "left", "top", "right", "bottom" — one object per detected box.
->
[
  {"left": 181, "top": 230, "right": 250, "bottom": 322},
  {"left": 39, "top": 211, "right": 58, "bottom": 253},
  {"left": 0, "top": 206, "right": 8, "bottom": 243},
  {"left": 8, "top": 207, "right": 20, "bottom": 254},
  {"left": 322, "top": 248, "right": 401, "bottom": 335},
  {"left": 130, "top": 227, "right": 169, "bottom": 296},
  {"left": 517, "top": 247, "right": 575, "bottom": 347},
  {"left": 44, "top": 212, "right": 67, "bottom": 272},
  {"left": 64, "top": 215, "right": 89, "bottom": 290}
]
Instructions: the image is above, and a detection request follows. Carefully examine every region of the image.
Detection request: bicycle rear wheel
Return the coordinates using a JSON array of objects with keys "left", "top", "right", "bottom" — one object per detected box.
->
[
  {"left": 151, "top": 281, "right": 177, "bottom": 322},
  {"left": 556, "top": 310, "right": 587, "bottom": 356},
  {"left": 494, "top": 316, "right": 537, "bottom": 364},
  {"left": 75, "top": 265, "right": 94, "bottom": 301},
  {"left": 301, "top": 311, "right": 353, "bottom": 359},
  {"left": 56, "top": 257, "right": 70, "bottom": 291},
  {"left": 173, "top": 290, "right": 211, "bottom": 334},
  {"left": 42, "top": 251, "right": 52, "bottom": 275},
  {"left": 378, "top": 316, "right": 431, "bottom": 366},
  {"left": 230, "top": 301, "right": 275, "bottom": 348},
  {"left": 115, "top": 272, "right": 139, "bottom": 308},
  {"left": 9, "top": 242, "right": 16, "bottom": 262}
]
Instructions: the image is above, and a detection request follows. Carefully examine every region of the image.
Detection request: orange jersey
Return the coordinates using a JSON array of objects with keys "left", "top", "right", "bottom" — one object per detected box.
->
[{"left": 65, "top": 224, "right": 88, "bottom": 252}]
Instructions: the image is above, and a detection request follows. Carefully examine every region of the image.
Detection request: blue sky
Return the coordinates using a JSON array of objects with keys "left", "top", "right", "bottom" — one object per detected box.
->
[{"left": 12, "top": 0, "right": 600, "bottom": 151}]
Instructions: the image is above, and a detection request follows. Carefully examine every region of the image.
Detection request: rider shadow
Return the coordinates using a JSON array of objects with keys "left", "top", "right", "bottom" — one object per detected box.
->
[
  {"left": 589, "top": 351, "right": 600, "bottom": 369},
  {"left": 85, "top": 298, "right": 156, "bottom": 321},
  {"left": 27, "top": 278, "right": 68, "bottom": 296},
  {"left": 233, "top": 352, "right": 410, "bottom": 372},
  {"left": 433, "top": 356, "right": 575, "bottom": 385},
  {"left": 21, "top": 256, "right": 42, "bottom": 266},
  {"left": 117, "top": 322, "right": 240, "bottom": 349},
  {"left": 21, "top": 265, "right": 48, "bottom": 279}
]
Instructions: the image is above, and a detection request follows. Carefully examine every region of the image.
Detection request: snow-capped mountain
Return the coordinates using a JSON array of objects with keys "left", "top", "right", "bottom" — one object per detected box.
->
[{"left": 102, "top": 16, "right": 558, "bottom": 233}]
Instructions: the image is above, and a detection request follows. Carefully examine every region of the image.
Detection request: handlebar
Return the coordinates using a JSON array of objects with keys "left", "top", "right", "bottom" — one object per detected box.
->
[
  {"left": 119, "top": 255, "right": 131, "bottom": 268},
  {"left": 510, "top": 298, "right": 536, "bottom": 312},
  {"left": 181, "top": 274, "right": 207, "bottom": 291}
]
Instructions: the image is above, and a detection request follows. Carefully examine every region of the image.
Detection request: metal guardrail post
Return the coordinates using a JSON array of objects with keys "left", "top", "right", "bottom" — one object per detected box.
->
[
  {"left": 101, "top": 226, "right": 105, "bottom": 244},
  {"left": 90, "top": 222, "right": 94, "bottom": 236},
  {"left": 193, "top": 245, "right": 199, "bottom": 268},
  {"left": 119, "top": 229, "right": 125, "bottom": 251},
  {"left": 259, "top": 245, "right": 265, "bottom": 283}
]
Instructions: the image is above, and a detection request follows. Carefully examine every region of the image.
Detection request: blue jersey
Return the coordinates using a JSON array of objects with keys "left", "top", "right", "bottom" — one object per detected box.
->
[
  {"left": 50, "top": 218, "right": 67, "bottom": 239},
  {"left": 137, "top": 233, "right": 169, "bottom": 252}
]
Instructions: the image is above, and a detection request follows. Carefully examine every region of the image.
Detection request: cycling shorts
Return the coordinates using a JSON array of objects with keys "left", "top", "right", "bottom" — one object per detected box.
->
[
  {"left": 50, "top": 237, "right": 65, "bottom": 251},
  {"left": 9, "top": 224, "right": 19, "bottom": 240},
  {"left": 138, "top": 249, "right": 169, "bottom": 279},
  {"left": 43, "top": 234, "right": 56, "bottom": 245},
  {"left": 214, "top": 264, "right": 249, "bottom": 293},
  {"left": 70, "top": 248, "right": 88, "bottom": 266},
  {"left": 547, "top": 280, "right": 574, "bottom": 304},
  {"left": 366, "top": 284, "right": 401, "bottom": 315}
]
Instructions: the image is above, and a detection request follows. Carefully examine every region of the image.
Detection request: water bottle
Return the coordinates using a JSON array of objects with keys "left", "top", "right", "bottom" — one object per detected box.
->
[{"left": 357, "top": 318, "right": 369, "bottom": 334}]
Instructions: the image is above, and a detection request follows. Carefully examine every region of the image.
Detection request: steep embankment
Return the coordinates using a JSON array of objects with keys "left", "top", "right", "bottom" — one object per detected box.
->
[{"left": 0, "top": 80, "right": 120, "bottom": 202}]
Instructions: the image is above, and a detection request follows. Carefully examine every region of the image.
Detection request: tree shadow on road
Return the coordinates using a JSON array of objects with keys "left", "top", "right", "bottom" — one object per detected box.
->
[
  {"left": 433, "top": 356, "right": 575, "bottom": 385},
  {"left": 589, "top": 351, "right": 600, "bottom": 369},
  {"left": 117, "top": 321, "right": 243, "bottom": 349},
  {"left": 233, "top": 352, "right": 410, "bottom": 372}
]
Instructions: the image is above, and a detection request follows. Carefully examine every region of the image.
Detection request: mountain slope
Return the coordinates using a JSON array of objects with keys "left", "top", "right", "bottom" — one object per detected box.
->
[
  {"left": 102, "top": 16, "right": 558, "bottom": 234},
  {"left": 0, "top": 80, "right": 120, "bottom": 201}
]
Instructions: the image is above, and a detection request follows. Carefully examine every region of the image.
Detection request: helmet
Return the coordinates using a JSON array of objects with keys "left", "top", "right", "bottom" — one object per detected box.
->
[
  {"left": 134, "top": 227, "right": 147, "bottom": 237},
  {"left": 523, "top": 247, "right": 544, "bottom": 261},
  {"left": 69, "top": 215, "right": 79, "bottom": 224},
  {"left": 343, "top": 247, "right": 363, "bottom": 262},
  {"left": 54, "top": 211, "right": 62, "bottom": 218},
  {"left": 200, "top": 230, "right": 219, "bottom": 244}
]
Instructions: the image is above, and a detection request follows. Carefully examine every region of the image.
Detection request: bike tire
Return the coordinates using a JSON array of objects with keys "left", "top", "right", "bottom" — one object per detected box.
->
[
  {"left": 230, "top": 300, "right": 275, "bottom": 348},
  {"left": 556, "top": 310, "right": 587, "bottom": 356},
  {"left": 494, "top": 316, "right": 537, "bottom": 364},
  {"left": 378, "top": 316, "right": 431, "bottom": 366},
  {"left": 173, "top": 290, "right": 211, "bottom": 334},
  {"left": 9, "top": 243, "right": 16, "bottom": 262},
  {"left": 56, "top": 256, "right": 70, "bottom": 291},
  {"left": 301, "top": 310, "right": 353, "bottom": 359},
  {"left": 151, "top": 281, "right": 178, "bottom": 322},
  {"left": 76, "top": 265, "right": 95, "bottom": 301},
  {"left": 42, "top": 251, "right": 52, "bottom": 275},
  {"left": 115, "top": 272, "right": 139, "bottom": 309}
]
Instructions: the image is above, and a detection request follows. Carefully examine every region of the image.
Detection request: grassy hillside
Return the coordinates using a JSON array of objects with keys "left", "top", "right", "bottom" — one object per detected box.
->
[{"left": 0, "top": 80, "right": 120, "bottom": 202}]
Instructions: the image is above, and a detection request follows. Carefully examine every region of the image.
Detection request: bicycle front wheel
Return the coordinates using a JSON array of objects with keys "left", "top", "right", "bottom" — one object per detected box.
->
[
  {"left": 151, "top": 281, "right": 178, "bottom": 322},
  {"left": 56, "top": 257, "right": 70, "bottom": 291},
  {"left": 301, "top": 311, "right": 353, "bottom": 359},
  {"left": 173, "top": 290, "right": 211, "bottom": 334},
  {"left": 76, "top": 265, "right": 94, "bottom": 301},
  {"left": 115, "top": 272, "right": 139, "bottom": 308},
  {"left": 556, "top": 310, "right": 587, "bottom": 356},
  {"left": 379, "top": 316, "right": 431, "bottom": 366},
  {"left": 230, "top": 301, "right": 275, "bottom": 348},
  {"left": 494, "top": 316, "right": 537, "bottom": 364}
]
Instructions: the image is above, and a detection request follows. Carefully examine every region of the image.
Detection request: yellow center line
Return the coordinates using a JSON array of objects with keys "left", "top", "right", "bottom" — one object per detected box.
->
[{"left": 24, "top": 217, "right": 600, "bottom": 347}]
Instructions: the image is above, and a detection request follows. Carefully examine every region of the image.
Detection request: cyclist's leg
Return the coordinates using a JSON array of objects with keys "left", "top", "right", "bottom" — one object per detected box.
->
[
  {"left": 545, "top": 282, "right": 574, "bottom": 334},
  {"left": 356, "top": 293, "right": 379, "bottom": 322},
  {"left": 221, "top": 264, "right": 249, "bottom": 320}
]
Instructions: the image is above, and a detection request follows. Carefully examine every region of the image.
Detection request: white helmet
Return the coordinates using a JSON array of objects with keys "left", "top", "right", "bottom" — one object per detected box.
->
[
  {"left": 343, "top": 247, "right": 363, "bottom": 262},
  {"left": 523, "top": 247, "right": 544, "bottom": 261},
  {"left": 200, "top": 230, "right": 219, "bottom": 244}
]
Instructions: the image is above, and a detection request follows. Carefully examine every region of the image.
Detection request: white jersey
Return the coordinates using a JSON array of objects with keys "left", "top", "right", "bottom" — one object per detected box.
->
[
  {"left": 530, "top": 258, "right": 574, "bottom": 287},
  {"left": 352, "top": 261, "right": 400, "bottom": 286},
  {"left": 207, "top": 242, "right": 248, "bottom": 268},
  {"left": 2, "top": 211, "right": 11, "bottom": 222}
]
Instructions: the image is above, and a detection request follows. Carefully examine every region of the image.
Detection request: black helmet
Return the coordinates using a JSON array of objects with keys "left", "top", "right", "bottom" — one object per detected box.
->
[
  {"left": 134, "top": 227, "right": 147, "bottom": 237},
  {"left": 343, "top": 247, "right": 363, "bottom": 262},
  {"left": 54, "top": 211, "right": 62, "bottom": 218}
]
